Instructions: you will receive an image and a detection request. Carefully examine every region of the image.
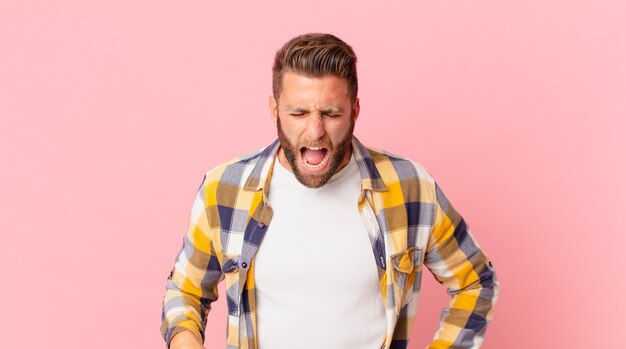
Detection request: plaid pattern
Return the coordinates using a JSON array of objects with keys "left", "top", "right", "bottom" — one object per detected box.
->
[{"left": 161, "top": 137, "right": 499, "bottom": 349}]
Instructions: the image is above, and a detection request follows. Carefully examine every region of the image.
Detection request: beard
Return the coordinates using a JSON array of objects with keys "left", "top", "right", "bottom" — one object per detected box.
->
[{"left": 277, "top": 113, "right": 354, "bottom": 188}]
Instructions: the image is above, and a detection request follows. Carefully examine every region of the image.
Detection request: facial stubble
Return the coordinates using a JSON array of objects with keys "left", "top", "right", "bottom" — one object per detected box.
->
[{"left": 277, "top": 113, "right": 354, "bottom": 188}]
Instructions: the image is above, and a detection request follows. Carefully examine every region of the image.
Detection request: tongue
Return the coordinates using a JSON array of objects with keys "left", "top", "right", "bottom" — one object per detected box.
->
[{"left": 303, "top": 148, "right": 325, "bottom": 165}]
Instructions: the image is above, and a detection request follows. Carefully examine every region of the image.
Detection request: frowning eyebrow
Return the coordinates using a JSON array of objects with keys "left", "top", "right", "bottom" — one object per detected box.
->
[
  {"left": 285, "top": 105, "right": 345, "bottom": 113},
  {"left": 285, "top": 106, "right": 309, "bottom": 113}
]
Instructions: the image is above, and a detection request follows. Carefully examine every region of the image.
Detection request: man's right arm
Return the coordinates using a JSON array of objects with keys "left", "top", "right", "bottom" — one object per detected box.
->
[{"left": 161, "top": 176, "right": 223, "bottom": 348}]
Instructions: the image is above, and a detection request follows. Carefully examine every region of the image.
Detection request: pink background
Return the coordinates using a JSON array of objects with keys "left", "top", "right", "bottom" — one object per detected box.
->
[{"left": 1, "top": 1, "right": 625, "bottom": 348}]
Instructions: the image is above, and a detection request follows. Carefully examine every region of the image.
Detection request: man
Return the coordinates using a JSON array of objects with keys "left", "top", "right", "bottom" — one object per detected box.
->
[{"left": 161, "top": 33, "right": 499, "bottom": 349}]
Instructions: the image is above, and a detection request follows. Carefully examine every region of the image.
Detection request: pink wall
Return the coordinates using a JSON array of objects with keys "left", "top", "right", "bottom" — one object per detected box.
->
[{"left": 1, "top": 1, "right": 624, "bottom": 348}]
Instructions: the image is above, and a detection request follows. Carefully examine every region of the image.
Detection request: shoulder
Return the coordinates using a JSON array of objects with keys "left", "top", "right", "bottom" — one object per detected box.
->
[
  {"left": 365, "top": 145, "right": 435, "bottom": 185},
  {"left": 200, "top": 142, "right": 276, "bottom": 190},
  {"left": 202, "top": 149, "right": 259, "bottom": 181},
  {"left": 359, "top": 143, "right": 440, "bottom": 205}
]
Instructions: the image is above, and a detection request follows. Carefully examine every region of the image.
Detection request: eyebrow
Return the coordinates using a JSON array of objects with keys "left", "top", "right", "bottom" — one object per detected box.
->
[
  {"left": 285, "top": 106, "right": 309, "bottom": 113},
  {"left": 320, "top": 106, "right": 344, "bottom": 114}
]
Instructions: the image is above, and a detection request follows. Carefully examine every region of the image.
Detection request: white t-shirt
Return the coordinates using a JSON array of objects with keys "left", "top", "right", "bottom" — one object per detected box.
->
[{"left": 254, "top": 155, "right": 387, "bottom": 349}]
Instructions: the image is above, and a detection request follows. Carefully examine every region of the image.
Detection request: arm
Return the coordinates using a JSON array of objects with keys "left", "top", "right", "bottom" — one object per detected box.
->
[
  {"left": 424, "top": 183, "right": 499, "bottom": 349},
  {"left": 161, "top": 176, "right": 223, "bottom": 348}
]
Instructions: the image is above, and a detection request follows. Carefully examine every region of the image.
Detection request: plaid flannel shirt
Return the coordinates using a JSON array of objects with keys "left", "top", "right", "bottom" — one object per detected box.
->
[{"left": 161, "top": 137, "right": 499, "bottom": 349}]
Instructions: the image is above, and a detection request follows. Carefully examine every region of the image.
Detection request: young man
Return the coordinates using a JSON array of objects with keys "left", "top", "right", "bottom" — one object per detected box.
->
[{"left": 161, "top": 33, "right": 499, "bottom": 349}]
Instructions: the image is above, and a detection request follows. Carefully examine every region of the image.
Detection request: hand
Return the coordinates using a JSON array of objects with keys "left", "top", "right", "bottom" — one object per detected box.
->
[{"left": 169, "top": 330, "right": 205, "bottom": 349}]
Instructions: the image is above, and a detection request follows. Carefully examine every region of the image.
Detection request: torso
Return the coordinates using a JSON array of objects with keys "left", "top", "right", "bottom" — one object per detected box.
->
[{"left": 254, "top": 155, "right": 387, "bottom": 349}]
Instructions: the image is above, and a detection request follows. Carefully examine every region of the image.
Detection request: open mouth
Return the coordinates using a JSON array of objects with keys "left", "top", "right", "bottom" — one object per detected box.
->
[{"left": 300, "top": 146, "right": 329, "bottom": 170}]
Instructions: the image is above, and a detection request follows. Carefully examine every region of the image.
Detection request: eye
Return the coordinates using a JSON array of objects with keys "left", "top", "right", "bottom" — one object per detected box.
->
[
  {"left": 289, "top": 112, "right": 305, "bottom": 117},
  {"left": 324, "top": 113, "right": 341, "bottom": 118}
]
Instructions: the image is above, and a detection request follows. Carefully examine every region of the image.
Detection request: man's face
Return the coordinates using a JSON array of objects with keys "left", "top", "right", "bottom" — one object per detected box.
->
[{"left": 270, "top": 71, "right": 360, "bottom": 188}]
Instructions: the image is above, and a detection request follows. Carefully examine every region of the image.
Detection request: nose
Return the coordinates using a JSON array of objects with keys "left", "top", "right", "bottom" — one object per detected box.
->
[{"left": 304, "top": 113, "right": 325, "bottom": 140}]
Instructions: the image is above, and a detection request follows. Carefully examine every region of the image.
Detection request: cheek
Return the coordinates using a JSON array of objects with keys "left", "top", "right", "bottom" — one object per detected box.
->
[
  {"left": 328, "top": 121, "right": 352, "bottom": 142},
  {"left": 292, "top": 122, "right": 311, "bottom": 137},
  {"left": 280, "top": 120, "right": 302, "bottom": 142}
]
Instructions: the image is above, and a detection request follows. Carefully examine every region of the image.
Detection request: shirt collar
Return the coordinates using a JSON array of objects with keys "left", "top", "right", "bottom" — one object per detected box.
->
[
  {"left": 351, "top": 137, "right": 388, "bottom": 192},
  {"left": 243, "top": 137, "right": 387, "bottom": 193}
]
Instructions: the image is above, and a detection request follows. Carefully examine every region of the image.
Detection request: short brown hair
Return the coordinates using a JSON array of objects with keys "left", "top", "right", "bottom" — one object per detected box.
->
[{"left": 272, "top": 33, "right": 358, "bottom": 102}]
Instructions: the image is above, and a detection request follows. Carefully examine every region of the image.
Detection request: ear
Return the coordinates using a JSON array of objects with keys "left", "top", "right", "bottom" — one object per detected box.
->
[
  {"left": 269, "top": 95, "right": 278, "bottom": 123},
  {"left": 352, "top": 98, "right": 360, "bottom": 121}
]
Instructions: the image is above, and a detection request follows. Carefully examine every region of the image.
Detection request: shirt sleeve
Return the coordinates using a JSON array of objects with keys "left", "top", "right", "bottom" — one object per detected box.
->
[
  {"left": 424, "top": 183, "right": 499, "bottom": 349},
  {"left": 160, "top": 176, "right": 223, "bottom": 347}
]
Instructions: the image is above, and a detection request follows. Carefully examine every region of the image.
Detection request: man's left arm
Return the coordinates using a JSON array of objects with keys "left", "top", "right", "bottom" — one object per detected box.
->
[{"left": 423, "top": 183, "right": 500, "bottom": 349}]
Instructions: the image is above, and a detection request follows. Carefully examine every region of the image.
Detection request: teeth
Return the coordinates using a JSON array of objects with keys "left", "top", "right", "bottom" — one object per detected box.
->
[
  {"left": 306, "top": 147, "right": 323, "bottom": 150},
  {"left": 302, "top": 149, "right": 330, "bottom": 169},
  {"left": 304, "top": 159, "right": 325, "bottom": 169}
]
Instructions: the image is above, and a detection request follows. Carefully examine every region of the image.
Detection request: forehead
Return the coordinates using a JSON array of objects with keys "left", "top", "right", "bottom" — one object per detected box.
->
[{"left": 279, "top": 71, "right": 350, "bottom": 104}]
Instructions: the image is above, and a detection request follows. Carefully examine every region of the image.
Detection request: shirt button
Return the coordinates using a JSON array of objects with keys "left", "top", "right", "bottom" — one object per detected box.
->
[
  {"left": 241, "top": 262, "right": 248, "bottom": 268},
  {"left": 257, "top": 222, "right": 265, "bottom": 229}
]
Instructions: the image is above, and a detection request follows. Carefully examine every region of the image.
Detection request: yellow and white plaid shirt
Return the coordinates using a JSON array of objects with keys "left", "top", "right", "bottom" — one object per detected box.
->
[{"left": 161, "top": 137, "right": 499, "bottom": 349}]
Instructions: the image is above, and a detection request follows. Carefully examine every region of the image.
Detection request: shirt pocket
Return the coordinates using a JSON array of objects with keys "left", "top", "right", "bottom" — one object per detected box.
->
[{"left": 390, "top": 246, "right": 422, "bottom": 312}]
